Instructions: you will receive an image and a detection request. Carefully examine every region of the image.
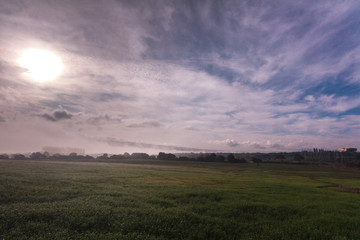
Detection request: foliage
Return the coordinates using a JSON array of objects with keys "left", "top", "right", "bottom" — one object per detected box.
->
[
  {"left": 158, "top": 152, "right": 177, "bottom": 160},
  {"left": 227, "top": 153, "right": 235, "bottom": 162},
  {"left": 293, "top": 153, "right": 304, "bottom": 161},
  {"left": 12, "top": 154, "right": 27, "bottom": 160},
  {"left": 252, "top": 157, "right": 262, "bottom": 165},
  {"left": 30, "top": 152, "right": 47, "bottom": 159},
  {"left": 131, "top": 153, "right": 150, "bottom": 159}
]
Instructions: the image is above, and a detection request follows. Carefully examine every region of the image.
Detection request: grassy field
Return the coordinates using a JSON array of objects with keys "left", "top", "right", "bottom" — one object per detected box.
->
[{"left": 1, "top": 159, "right": 360, "bottom": 239}]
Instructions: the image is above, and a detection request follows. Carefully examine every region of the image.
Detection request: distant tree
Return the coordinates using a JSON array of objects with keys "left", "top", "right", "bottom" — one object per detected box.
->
[
  {"left": 238, "top": 158, "right": 247, "bottom": 163},
  {"left": 197, "top": 156, "right": 205, "bottom": 162},
  {"left": 110, "top": 154, "right": 123, "bottom": 160},
  {"left": 217, "top": 155, "right": 226, "bottom": 162},
  {"left": 229, "top": 157, "right": 247, "bottom": 163},
  {"left": 158, "top": 152, "right": 166, "bottom": 160},
  {"left": 179, "top": 156, "right": 190, "bottom": 161},
  {"left": 157, "top": 152, "right": 177, "bottom": 160},
  {"left": 51, "top": 153, "right": 62, "bottom": 160},
  {"left": 123, "top": 152, "right": 131, "bottom": 159},
  {"left": 84, "top": 155, "right": 94, "bottom": 160},
  {"left": 275, "top": 153, "right": 285, "bottom": 160},
  {"left": 167, "top": 153, "right": 177, "bottom": 160},
  {"left": 202, "top": 153, "right": 217, "bottom": 162},
  {"left": 208, "top": 153, "right": 217, "bottom": 162},
  {"left": 131, "top": 153, "right": 150, "bottom": 159},
  {"left": 293, "top": 153, "right": 304, "bottom": 161},
  {"left": 0, "top": 154, "right": 9, "bottom": 159},
  {"left": 227, "top": 153, "right": 235, "bottom": 162},
  {"left": 252, "top": 157, "right": 262, "bottom": 165},
  {"left": 12, "top": 154, "right": 27, "bottom": 160},
  {"left": 96, "top": 153, "right": 109, "bottom": 160},
  {"left": 30, "top": 152, "right": 46, "bottom": 159},
  {"left": 69, "top": 152, "right": 78, "bottom": 158}
]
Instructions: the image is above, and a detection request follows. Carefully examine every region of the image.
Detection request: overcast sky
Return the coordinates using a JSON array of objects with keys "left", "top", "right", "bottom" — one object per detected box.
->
[{"left": 1, "top": 0, "right": 360, "bottom": 154}]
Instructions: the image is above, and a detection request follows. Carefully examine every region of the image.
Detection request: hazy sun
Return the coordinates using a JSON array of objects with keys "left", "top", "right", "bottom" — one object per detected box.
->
[{"left": 19, "top": 49, "right": 63, "bottom": 82}]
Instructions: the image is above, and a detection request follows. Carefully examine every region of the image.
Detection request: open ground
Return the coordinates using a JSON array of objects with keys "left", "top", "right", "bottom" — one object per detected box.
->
[{"left": 1, "top": 159, "right": 360, "bottom": 239}]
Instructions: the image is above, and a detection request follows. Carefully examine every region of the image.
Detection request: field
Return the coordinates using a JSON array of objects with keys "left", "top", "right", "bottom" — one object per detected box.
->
[{"left": 1, "top": 159, "right": 360, "bottom": 239}]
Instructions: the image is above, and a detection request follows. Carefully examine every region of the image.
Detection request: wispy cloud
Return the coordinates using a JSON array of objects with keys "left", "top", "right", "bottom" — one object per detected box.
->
[
  {"left": 212, "top": 139, "right": 282, "bottom": 151},
  {"left": 127, "top": 121, "right": 162, "bottom": 128},
  {"left": 0, "top": 0, "right": 359, "bottom": 153},
  {"left": 86, "top": 114, "right": 122, "bottom": 126},
  {"left": 103, "top": 137, "right": 212, "bottom": 152}
]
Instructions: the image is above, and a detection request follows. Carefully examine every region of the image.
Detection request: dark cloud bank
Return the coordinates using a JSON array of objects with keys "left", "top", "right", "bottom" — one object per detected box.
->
[{"left": 41, "top": 110, "right": 73, "bottom": 122}]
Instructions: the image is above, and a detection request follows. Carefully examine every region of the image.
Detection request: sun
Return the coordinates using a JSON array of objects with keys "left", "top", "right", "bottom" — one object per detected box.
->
[{"left": 19, "top": 49, "right": 63, "bottom": 82}]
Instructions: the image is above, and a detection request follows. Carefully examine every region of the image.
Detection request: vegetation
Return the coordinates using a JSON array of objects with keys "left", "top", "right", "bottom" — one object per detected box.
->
[
  {"left": 3, "top": 149, "right": 360, "bottom": 166},
  {"left": 1, "top": 159, "right": 360, "bottom": 239}
]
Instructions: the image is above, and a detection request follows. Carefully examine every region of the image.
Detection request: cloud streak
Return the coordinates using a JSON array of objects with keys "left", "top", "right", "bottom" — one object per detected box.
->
[
  {"left": 127, "top": 121, "right": 162, "bottom": 128},
  {"left": 0, "top": 0, "right": 359, "bottom": 153},
  {"left": 104, "top": 137, "right": 212, "bottom": 152}
]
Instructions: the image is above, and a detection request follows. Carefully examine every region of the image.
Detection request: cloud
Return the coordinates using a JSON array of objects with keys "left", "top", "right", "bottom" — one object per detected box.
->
[
  {"left": 92, "top": 93, "right": 135, "bottom": 102},
  {"left": 103, "top": 137, "right": 212, "bottom": 152},
  {"left": 41, "top": 110, "right": 73, "bottom": 122},
  {"left": 1, "top": 0, "right": 360, "bottom": 154},
  {"left": 224, "top": 139, "right": 239, "bottom": 147},
  {"left": 127, "top": 121, "right": 162, "bottom": 128},
  {"left": 42, "top": 146, "right": 85, "bottom": 155},
  {"left": 213, "top": 139, "right": 285, "bottom": 151},
  {"left": 86, "top": 114, "right": 122, "bottom": 126}
]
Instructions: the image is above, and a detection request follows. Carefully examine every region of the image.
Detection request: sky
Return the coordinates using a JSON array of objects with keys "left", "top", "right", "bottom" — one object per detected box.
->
[{"left": 1, "top": 0, "right": 360, "bottom": 155}]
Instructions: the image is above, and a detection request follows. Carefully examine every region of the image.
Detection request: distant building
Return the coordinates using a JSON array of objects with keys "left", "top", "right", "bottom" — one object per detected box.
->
[{"left": 340, "top": 148, "right": 357, "bottom": 153}]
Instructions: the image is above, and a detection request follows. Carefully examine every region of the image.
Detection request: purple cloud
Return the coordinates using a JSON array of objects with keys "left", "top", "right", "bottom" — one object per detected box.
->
[
  {"left": 0, "top": 0, "right": 359, "bottom": 153},
  {"left": 127, "top": 121, "right": 162, "bottom": 128},
  {"left": 42, "top": 110, "right": 72, "bottom": 122}
]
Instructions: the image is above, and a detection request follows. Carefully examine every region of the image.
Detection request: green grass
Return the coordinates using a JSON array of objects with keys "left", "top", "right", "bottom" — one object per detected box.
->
[{"left": 1, "top": 160, "right": 360, "bottom": 239}]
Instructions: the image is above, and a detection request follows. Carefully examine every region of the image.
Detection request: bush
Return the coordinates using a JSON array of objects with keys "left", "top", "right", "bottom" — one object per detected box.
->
[
  {"left": 0, "top": 154, "right": 9, "bottom": 159},
  {"left": 157, "top": 152, "right": 177, "bottom": 160},
  {"left": 252, "top": 157, "right": 262, "bottom": 165}
]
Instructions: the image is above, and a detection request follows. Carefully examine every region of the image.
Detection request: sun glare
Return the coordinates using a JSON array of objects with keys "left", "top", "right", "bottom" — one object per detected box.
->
[{"left": 19, "top": 49, "right": 63, "bottom": 82}]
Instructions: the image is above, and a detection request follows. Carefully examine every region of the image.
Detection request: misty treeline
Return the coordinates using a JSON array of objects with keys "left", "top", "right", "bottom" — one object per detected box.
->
[
  {"left": 1, "top": 149, "right": 360, "bottom": 166},
  {"left": 0, "top": 152, "right": 256, "bottom": 163}
]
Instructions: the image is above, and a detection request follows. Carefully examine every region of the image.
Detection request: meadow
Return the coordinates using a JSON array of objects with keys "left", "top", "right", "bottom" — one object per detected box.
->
[{"left": 1, "top": 159, "right": 360, "bottom": 239}]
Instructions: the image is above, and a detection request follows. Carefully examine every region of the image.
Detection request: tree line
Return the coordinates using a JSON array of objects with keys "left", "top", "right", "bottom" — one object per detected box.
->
[
  {"left": 0, "top": 151, "right": 258, "bottom": 164},
  {"left": 0, "top": 150, "right": 359, "bottom": 166}
]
